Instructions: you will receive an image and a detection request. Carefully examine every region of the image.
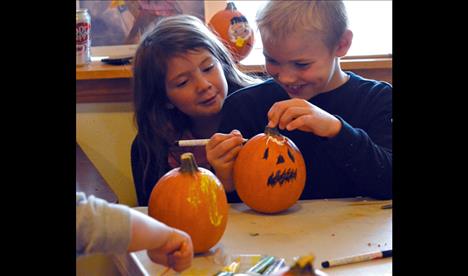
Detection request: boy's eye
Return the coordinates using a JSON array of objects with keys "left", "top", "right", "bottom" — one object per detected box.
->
[
  {"left": 265, "top": 58, "right": 278, "bottom": 65},
  {"left": 295, "top": 62, "right": 311, "bottom": 68}
]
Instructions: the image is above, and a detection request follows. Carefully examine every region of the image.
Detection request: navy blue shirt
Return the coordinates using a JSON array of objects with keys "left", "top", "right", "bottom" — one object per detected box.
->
[{"left": 219, "top": 72, "right": 392, "bottom": 202}]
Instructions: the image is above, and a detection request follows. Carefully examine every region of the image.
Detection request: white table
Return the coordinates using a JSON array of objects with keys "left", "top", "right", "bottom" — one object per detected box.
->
[{"left": 113, "top": 198, "right": 392, "bottom": 276}]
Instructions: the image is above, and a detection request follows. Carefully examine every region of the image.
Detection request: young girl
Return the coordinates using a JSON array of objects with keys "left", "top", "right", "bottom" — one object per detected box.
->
[{"left": 131, "top": 15, "right": 260, "bottom": 206}]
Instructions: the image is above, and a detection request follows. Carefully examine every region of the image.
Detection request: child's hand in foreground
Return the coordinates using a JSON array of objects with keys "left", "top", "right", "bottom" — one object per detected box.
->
[{"left": 147, "top": 228, "right": 193, "bottom": 272}]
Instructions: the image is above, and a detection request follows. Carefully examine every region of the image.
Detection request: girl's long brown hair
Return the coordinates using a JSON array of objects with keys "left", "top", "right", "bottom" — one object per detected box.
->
[{"left": 132, "top": 15, "right": 260, "bottom": 201}]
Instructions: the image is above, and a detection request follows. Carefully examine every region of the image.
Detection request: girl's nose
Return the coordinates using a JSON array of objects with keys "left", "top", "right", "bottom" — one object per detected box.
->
[{"left": 195, "top": 73, "right": 212, "bottom": 94}]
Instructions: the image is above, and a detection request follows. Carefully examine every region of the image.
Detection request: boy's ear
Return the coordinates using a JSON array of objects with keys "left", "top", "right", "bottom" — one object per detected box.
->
[{"left": 335, "top": 29, "right": 353, "bottom": 57}]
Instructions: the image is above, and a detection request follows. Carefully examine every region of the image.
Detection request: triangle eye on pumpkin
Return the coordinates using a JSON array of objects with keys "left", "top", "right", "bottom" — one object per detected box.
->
[
  {"left": 263, "top": 147, "right": 269, "bottom": 160},
  {"left": 288, "top": 149, "right": 295, "bottom": 163},
  {"left": 277, "top": 155, "right": 285, "bottom": 164}
]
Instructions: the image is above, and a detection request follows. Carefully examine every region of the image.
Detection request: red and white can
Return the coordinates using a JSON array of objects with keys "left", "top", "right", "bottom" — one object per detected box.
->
[{"left": 76, "top": 9, "right": 91, "bottom": 66}]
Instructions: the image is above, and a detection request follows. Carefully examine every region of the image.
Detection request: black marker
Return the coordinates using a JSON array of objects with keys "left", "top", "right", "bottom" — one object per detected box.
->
[
  {"left": 322, "top": 249, "right": 392, "bottom": 268},
  {"left": 101, "top": 56, "right": 133, "bottom": 65}
]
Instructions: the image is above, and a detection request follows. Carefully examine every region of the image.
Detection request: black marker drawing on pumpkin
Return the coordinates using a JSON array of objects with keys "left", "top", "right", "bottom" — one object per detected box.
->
[
  {"left": 263, "top": 148, "right": 269, "bottom": 160},
  {"left": 287, "top": 149, "right": 295, "bottom": 162},
  {"left": 267, "top": 169, "right": 297, "bottom": 187},
  {"left": 277, "top": 155, "right": 285, "bottom": 164}
]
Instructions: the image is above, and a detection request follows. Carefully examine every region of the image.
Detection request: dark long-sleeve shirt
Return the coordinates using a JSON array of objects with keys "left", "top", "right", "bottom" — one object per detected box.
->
[
  {"left": 131, "top": 82, "right": 245, "bottom": 206},
  {"left": 219, "top": 72, "right": 392, "bottom": 202}
]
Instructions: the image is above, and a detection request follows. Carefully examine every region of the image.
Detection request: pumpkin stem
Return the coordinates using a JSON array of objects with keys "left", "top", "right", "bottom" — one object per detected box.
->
[
  {"left": 180, "top": 152, "right": 200, "bottom": 174},
  {"left": 226, "top": 1, "right": 237, "bottom": 11},
  {"left": 265, "top": 126, "right": 281, "bottom": 137}
]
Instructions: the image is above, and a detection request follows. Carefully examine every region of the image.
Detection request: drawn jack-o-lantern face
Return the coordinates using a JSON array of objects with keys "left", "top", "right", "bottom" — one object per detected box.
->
[
  {"left": 233, "top": 127, "right": 306, "bottom": 213},
  {"left": 263, "top": 142, "right": 299, "bottom": 187}
]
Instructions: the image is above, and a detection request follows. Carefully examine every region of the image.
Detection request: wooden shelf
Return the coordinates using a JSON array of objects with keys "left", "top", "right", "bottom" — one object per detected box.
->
[
  {"left": 76, "top": 58, "right": 392, "bottom": 103},
  {"left": 76, "top": 62, "right": 133, "bottom": 80}
]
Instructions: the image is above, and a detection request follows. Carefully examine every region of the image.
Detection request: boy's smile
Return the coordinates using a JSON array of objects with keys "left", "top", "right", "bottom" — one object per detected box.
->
[{"left": 262, "top": 33, "right": 348, "bottom": 100}]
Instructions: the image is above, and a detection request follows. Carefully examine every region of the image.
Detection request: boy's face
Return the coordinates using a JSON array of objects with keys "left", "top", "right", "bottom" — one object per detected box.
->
[
  {"left": 262, "top": 33, "right": 343, "bottom": 100},
  {"left": 165, "top": 49, "right": 228, "bottom": 119}
]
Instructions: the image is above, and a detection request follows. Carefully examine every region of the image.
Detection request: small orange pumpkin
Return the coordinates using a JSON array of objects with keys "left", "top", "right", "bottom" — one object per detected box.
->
[
  {"left": 233, "top": 127, "right": 306, "bottom": 214},
  {"left": 148, "top": 152, "right": 228, "bottom": 253},
  {"left": 208, "top": 1, "right": 254, "bottom": 62}
]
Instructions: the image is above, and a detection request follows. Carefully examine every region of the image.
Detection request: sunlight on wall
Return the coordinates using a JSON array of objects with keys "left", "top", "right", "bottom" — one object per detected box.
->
[
  {"left": 76, "top": 103, "right": 138, "bottom": 206},
  {"left": 233, "top": 0, "right": 392, "bottom": 57}
]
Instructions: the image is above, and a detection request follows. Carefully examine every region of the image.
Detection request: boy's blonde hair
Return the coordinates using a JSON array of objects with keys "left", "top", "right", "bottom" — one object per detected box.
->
[{"left": 256, "top": 0, "right": 348, "bottom": 51}]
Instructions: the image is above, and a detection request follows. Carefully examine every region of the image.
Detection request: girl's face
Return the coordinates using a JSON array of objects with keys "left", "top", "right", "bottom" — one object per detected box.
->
[
  {"left": 165, "top": 49, "right": 228, "bottom": 119},
  {"left": 262, "top": 33, "right": 344, "bottom": 100}
]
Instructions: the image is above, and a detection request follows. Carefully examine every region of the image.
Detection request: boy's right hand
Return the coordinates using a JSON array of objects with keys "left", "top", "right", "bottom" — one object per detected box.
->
[
  {"left": 267, "top": 98, "right": 342, "bottom": 138},
  {"left": 147, "top": 228, "right": 193, "bottom": 272},
  {"left": 206, "top": 129, "right": 244, "bottom": 192}
]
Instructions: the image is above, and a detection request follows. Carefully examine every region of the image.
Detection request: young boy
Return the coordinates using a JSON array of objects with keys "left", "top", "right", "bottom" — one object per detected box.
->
[
  {"left": 207, "top": 1, "right": 392, "bottom": 202},
  {"left": 76, "top": 192, "right": 193, "bottom": 272}
]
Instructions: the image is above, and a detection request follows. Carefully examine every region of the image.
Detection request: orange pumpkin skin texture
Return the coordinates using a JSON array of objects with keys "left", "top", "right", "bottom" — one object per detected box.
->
[
  {"left": 148, "top": 153, "right": 228, "bottom": 253},
  {"left": 234, "top": 127, "right": 306, "bottom": 214},
  {"left": 208, "top": 2, "right": 254, "bottom": 62}
]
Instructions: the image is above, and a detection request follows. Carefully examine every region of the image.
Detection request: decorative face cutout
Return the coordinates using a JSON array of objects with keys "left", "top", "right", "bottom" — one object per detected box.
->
[{"left": 228, "top": 15, "right": 252, "bottom": 47}]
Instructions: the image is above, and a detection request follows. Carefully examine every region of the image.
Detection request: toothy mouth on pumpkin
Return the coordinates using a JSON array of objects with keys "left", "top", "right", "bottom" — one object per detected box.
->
[{"left": 267, "top": 168, "right": 297, "bottom": 186}]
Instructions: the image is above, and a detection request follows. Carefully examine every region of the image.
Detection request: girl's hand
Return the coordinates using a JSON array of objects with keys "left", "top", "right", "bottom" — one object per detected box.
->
[
  {"left": 267, "top": 98, "right": 342, "bottom": 138},
  {"left": 147, "top": 228, "right": 193, "bottom": 272},
  {"left": 206, "top": 129, "right": 244, "bottom": 191}
]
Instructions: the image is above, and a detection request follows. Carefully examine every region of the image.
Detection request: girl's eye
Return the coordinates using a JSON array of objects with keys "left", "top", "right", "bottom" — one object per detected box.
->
[
  {"left": 202, "top": 64, "right": 215, "bottom": 72},
  {"left": 176, "top": 79, "right": 188, "bottom": 88}
]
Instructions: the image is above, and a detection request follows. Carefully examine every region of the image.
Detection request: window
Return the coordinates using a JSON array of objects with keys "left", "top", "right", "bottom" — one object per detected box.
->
[{"left": 232, "top": 0, "right": 392, "bottom": 65}]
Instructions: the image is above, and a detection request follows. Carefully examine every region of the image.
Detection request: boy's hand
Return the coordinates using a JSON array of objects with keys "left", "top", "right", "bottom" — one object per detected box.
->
[
  {"left": 147, "top": 228, "right": 193, "bottom": 272},
  {"left": 267, "top": 98, "right": 342, "bottom": 138},
  {"left": 206, "top": 129, "right": 244, "bottom": 192}
]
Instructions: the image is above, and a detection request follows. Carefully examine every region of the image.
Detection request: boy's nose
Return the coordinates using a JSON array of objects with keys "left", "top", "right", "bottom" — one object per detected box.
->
[{"left": 276, "top": 69, "right": 297, "bottom": 85}]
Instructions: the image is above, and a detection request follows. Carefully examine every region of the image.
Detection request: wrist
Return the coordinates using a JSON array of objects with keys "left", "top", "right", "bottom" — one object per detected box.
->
[
  {"left": 216, "top": 173, "right": 234, "bottom": 192},
  {"left": 326, "top": 116, "right": 342, "bottom": 138}
]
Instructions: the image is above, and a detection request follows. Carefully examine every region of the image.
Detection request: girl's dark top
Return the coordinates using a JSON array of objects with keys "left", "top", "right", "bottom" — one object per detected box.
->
[
  {"left": 219, "top": 72, "right": 392, "bottom": 202},
  {"left": 131, "top": 82, "right": 243, "bottom": 206}
]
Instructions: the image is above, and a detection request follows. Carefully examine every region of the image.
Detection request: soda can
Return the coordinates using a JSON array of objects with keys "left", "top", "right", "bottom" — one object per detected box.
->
[{"left": 76, "top": 9, "right": 91, "bottom": 66}]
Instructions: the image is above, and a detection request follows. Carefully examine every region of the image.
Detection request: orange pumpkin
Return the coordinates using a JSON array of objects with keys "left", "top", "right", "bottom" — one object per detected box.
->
[
  {"left": 233, "top": 127, "right": 306, "bottom": 214},
  {"left": 208, "top": 2, "right": 254, "bottom": 62},
  {"left": 148, "top": 152, "right": 228, "bottom": 253}
]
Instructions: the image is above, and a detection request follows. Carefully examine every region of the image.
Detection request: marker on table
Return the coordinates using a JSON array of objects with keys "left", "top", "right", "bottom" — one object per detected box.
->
[
  {"left": 262, "top": 258, "right": 285, "bottom": 275},
  {"left": 246, "top": 255, "right": 276, "bottom": 274},
  {"left": 174, "top": 138, "right": 248, "bottom": 147},
  {"left": 321, "top": 249, "right": 392, "bottom": 268}
]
